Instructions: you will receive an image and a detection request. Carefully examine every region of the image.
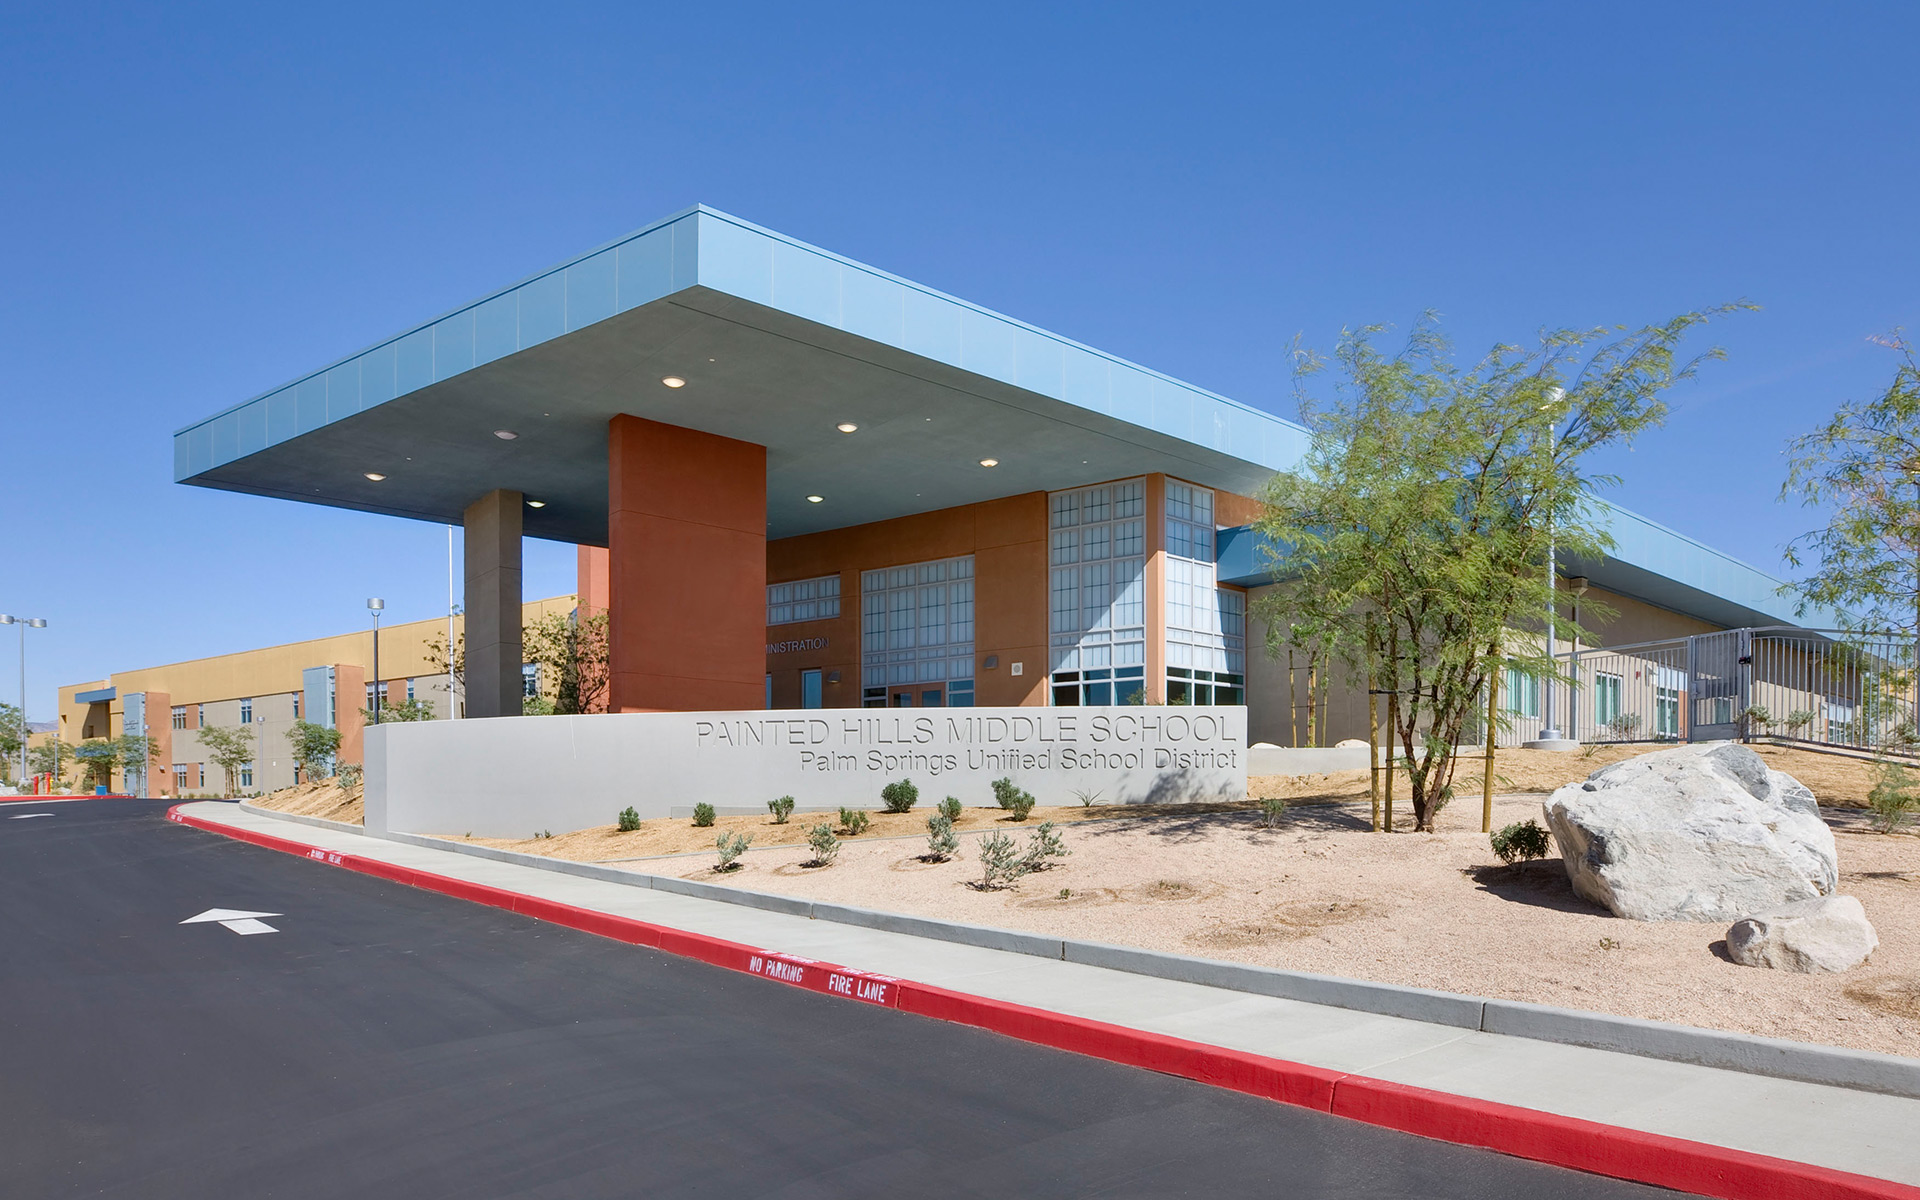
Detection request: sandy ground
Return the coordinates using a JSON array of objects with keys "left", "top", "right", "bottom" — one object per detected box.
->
[
  {"left": 251, "top": 780, "right": 363, "bottom": 824},
  {"left": 606, "top": 796, "right": 1920, "bottom": 1058},
  {"left": 246, "top": 743, "right": 1920, "bottom": 1057}
]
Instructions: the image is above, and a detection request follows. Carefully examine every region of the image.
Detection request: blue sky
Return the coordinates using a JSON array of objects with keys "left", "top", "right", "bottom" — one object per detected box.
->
[{"left": 3, "top": 2, "right": 1916, "bottom": 721}]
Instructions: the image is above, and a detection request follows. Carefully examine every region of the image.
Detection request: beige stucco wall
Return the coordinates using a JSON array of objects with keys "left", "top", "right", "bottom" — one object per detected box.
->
[
  {"left": 57, "top": 596, "right": 574, "bottom": 796},
  {"left": 1244, "top": 580, "right": 1729, "bottom": 748}
]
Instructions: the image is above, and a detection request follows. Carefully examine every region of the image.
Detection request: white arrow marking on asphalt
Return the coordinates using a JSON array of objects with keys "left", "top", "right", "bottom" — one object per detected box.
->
[
  {"left": 8, "top": 813, "right": 54, "bottom": 819},
  {"left": 181, "top": 908, "right": 282, "bottom": 935}
]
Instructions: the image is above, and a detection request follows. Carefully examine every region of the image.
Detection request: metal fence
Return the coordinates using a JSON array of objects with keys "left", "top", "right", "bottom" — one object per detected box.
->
[{"left": 1496, "top": 627, "right": 1919, "bottom": 755}]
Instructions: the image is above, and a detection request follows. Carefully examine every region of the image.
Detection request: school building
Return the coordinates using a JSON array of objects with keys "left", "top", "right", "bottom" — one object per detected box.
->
[{"left": 69, "top": 205, "right": 1815, "bottom": 797}]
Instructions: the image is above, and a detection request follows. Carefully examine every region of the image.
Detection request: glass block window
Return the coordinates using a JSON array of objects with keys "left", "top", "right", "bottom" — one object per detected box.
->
[
  {"left": 861, "top": 556, "right": 975, "bottom": 698},
  {"left": 1048, "top": 480, "right": 1146, "bottom": 683},
  {"left": 767, "top": 574, "right": 841, "bottom": 625}
]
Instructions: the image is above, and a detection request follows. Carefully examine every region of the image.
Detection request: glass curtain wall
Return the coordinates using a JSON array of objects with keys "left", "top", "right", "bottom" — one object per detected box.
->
[
  {"left": 1048, "top": 480, "right": 1147, "bottom": 704},
  {"left": 1164, "top": 481, "right": 1246, "bottom": 704},
  {"left": 861, "top": 556, "right": 975, "bottom": 707}
]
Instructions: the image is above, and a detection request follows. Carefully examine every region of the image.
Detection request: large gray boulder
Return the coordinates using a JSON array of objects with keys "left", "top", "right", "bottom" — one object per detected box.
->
[
  {"left": 1727, "top": 895, "right": 1878, "bottom": 973},
  {"left": 1543, "top": 743, "right": 1837, "bottom": 922}
]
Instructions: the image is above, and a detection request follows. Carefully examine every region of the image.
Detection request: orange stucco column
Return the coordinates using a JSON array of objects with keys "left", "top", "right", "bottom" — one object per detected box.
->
[
  {"left": 576, "top": 545, "right": 611, "bottom": 616},
  {"left": 608, "top": 415, "right": 767, "bottom": 712}
]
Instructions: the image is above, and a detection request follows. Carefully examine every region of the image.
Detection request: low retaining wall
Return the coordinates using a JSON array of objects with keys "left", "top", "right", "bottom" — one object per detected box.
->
[
  {"left": 1247, "top": 745, "right": 1369, "bottom": 775},
  {"left": 367, "top": 705, "right": 1247, "bottom": 838}
]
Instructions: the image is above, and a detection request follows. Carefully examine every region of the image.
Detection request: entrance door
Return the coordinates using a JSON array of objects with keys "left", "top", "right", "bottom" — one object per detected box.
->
[
  {"left": 1687, "top": 630, "right": 1746, "bottom": 741},
  {"left": 801, "top": 669, "right": 823, "bottom": 709}
]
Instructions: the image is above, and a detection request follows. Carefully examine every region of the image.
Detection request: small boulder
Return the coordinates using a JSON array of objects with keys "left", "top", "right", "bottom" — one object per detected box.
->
[
  {"left": 1727, "top": 896, "right": 1878, "bottom": 973},
  {"left": 1543, "top": 743, "right": 1837, "bottom": 922}
]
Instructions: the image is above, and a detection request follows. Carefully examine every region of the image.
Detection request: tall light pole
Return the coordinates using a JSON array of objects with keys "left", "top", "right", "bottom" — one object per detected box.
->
[
  {"left": 368, "top": 599, "right": 385, "bottom": 724},
  {"left": 1, "top": 615, "right": 48, "bottom": 788},
  {"left": 1539, "top": 389, "right": 1567, "bottom": 744}
]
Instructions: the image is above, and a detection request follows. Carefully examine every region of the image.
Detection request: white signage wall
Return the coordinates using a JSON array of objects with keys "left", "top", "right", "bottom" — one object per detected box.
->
[{"left": 365, "top": 706, "right": 1247, "bottom": 839}]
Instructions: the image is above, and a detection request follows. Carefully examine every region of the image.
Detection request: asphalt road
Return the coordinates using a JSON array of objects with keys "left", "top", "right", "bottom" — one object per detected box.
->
[{"left": 0, "top": 800, "right": 1688, "bottom": 1198}]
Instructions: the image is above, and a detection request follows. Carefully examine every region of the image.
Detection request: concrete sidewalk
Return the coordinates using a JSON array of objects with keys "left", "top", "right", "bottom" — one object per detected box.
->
[{"left": 178, "top": 800, "right": 1919, "bottom": 1193}]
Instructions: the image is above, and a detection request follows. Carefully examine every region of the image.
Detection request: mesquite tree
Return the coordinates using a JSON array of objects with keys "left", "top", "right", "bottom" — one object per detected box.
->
[
  {"left": 1783, "top": 335, "right": 1920, "bottom": 637},
  {"left": 1254, "top": 309, "right": 1745, "bottom": 830}
]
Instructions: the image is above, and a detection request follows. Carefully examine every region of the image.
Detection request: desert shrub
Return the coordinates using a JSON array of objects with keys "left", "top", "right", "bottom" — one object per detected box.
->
[
  {"left": 977, "top": 830, "right": 1030, "bottom": 889},
  {"left": 939, "top": 796, "right": 962, "bottom": 822},
  {"left": 1257, "top": 795, "right": 1287, "bottom": 829},
  {"left": 617, "top": 806, "right": 642, "bottom": 832},
  {"left": 1490, "top": 819, "right": 1551, "bottom": 866},
  {"left": 838, "top": 807, "right": 871, "bottom": 836},
  {"left": 1604, "top": 712, "right": 1644, "bottom": 740},
  {"left": 768, "top": 795, "right": 795, "bottom": 824},
  {"left": 692, "top": 802, "right": 716, "bottom": 827},
  {"left": 805, "top": 822, "right": 840, "bottom": 866},
  {"left": 880, "top": 777, "right": 919, "bottom": 814},
  {"left": 715, "top": 830, "right": 753, "bottom": 871},
  {"left": 1868, "top": 761, "right": 1920, "bottom": 834},
  {"left": 991, "top": 776, "right": 1036, "bottom": 821},
  {"left": 336, "top": 762, "right": 364, "bottom": 791},
  {"left": 1782, "top": 709, "right": 1816, "bottom": 736},
  {"left": 1021, "top": 821, "right": 1069, "bottom": 870},
  {"left": 925, "top": 814, "right": 959, "bottom": 861},
  {"left": 1070, "top": 787, "right": 1104, "bottom": 808}
]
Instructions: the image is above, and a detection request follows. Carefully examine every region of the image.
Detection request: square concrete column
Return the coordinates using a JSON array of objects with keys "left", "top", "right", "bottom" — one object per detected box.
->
[
  {"left": 464, "top": 489, "right": 524, "bottom": 718},
  {"left": 608, "top": 415, "right": 766, "bottom": 712}
]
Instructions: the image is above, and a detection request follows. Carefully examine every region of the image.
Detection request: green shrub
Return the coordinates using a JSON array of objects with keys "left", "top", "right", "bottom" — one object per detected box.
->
[
  {"left": 617, "top": 806, "right": 642, "bottom": 832},
  {"left": 805, "top": 822, "right": 840, "bottom": 866},
  {"left": 991, "top": 776, "right": 1036, "bottom": 821},
  {"left": 1257, "top": 795, "right": 1287, "bottom": 829},
  {"left": 939, "top": 795, "right": 962, "bottom": 822},
  {"left": 838, "top": 807, "right": 871, "bottom": 836},
  {"left": 1868, "top": 761, "right": 1920, "bottom": 834},
  {"left": 1021, "top": 821, "right": 1069, "bottom": 870},
  {"left": 768, "top": 795, "right": 796, "bottom": 824},
  {"left": 976, "top": 830, "right": 1030, "bottom": 889},
  {"left": 715, "top": 830, "right": 753, "bottom": 871},
  {"left": 336, "top": 762, "right": 363, "bottom": 791},
  {"left": 925, "top": 814, "right": 959, "bottom": 862},
  {"left": 880, "top": 777, "right": 919, "bottom": 814},
  {"left": 1490, "top": 819, "right": 1551, "bottom": 866},
  {"left": 692, "top": 802, "right": 716, "bottom": 828}
]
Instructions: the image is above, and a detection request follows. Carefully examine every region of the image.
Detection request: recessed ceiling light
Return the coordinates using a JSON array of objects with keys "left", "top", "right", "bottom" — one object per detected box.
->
[
  {"left": 806, "top": 495, "right": 824, "bottom": 503},
  {"left": 526, "top": 499, "right": 546, "bottom": 508},
  {"left": 979, "top": 458, "right": 999, "bottom": 468},
  {"left": 493, "top": 429, "right": 518, "bottom": 440},
  {"left": 837, "top": 423, "right": 858, "bottom": 433},
  {"left": 364, "top": 472, "right": 387, "bottom": 481},
  {"left": 661, "top": 376, "right": 686, "bottom": 388}
]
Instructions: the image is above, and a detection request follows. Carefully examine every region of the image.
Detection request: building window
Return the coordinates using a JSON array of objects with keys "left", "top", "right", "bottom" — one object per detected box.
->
[
  {"left": 239, "top": 697, "right": 253, "bottom": 725},
  {"left": 406, "top": 678, "right": 415, "bottom": 702},
  {"left": 768, "top": 575, "right": 841, "bottom": 625},
  {"left": 292, "top": 692, "right": 301, "bottom": 720},
  {"left": 173, "top": 764, "right": 187, "bottom": 791},
  {"left": 240, "top": 762, "right": 253, "bottom": 789},
  {"left": 1048, "top": 480, "right": 1146, "bottom": 700},
  {"left": 1594, "top": 673, "right": 1623, "bottom": 729},
  {"left": 171, "top": 706, "right": 186, "bottom": 730},
  {"left": 1162, "top": 481, "right": 1244, "bottom": 704},
  {"left": 366, "top": 681, "right": 388, "bottom": 709},
  {"left": 1505, "top": 667, "right": 1540, "bottom": 718},
  {"left": 1656, "top": 686, "right": 1682, "bottom": 737},
  {"left": 861, "top": 556, "right": 974, "bottom": 706},
  {"left": 522, "top": 664, "right": 540, "bottom": 699}
]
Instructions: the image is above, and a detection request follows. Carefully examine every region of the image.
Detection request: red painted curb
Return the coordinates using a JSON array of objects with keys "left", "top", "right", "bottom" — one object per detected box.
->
[{"left": 165, "top": 804, "right": 1919, "bottom": 1200}]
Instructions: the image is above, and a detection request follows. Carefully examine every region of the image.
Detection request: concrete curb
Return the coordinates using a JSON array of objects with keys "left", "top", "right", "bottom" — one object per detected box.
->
[
  {"left": 234, "top": 800, "right": 1920, "bottom": 1101},
  {"left": 179, "top": 802, "right": 1919, "bottom": 1200}
]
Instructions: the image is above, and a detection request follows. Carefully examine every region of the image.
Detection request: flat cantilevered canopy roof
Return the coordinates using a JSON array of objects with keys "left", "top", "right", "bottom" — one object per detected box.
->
[{"left": 175, "top": 205, "right": 1309, "bottom": 544}]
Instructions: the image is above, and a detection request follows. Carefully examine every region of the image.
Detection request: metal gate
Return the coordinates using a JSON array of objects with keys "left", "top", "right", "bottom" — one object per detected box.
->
[{"left": 1686, "top": 629, "right": 1748, "bottom": 742}]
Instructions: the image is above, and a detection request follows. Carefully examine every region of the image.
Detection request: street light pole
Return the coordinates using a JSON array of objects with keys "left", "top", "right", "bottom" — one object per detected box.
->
[
  {"left": 368, "top": 599, "right": 385, "bottom": 724},
  {"left": 1, "top": 615, "right": 48, "bottom": 789}
]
